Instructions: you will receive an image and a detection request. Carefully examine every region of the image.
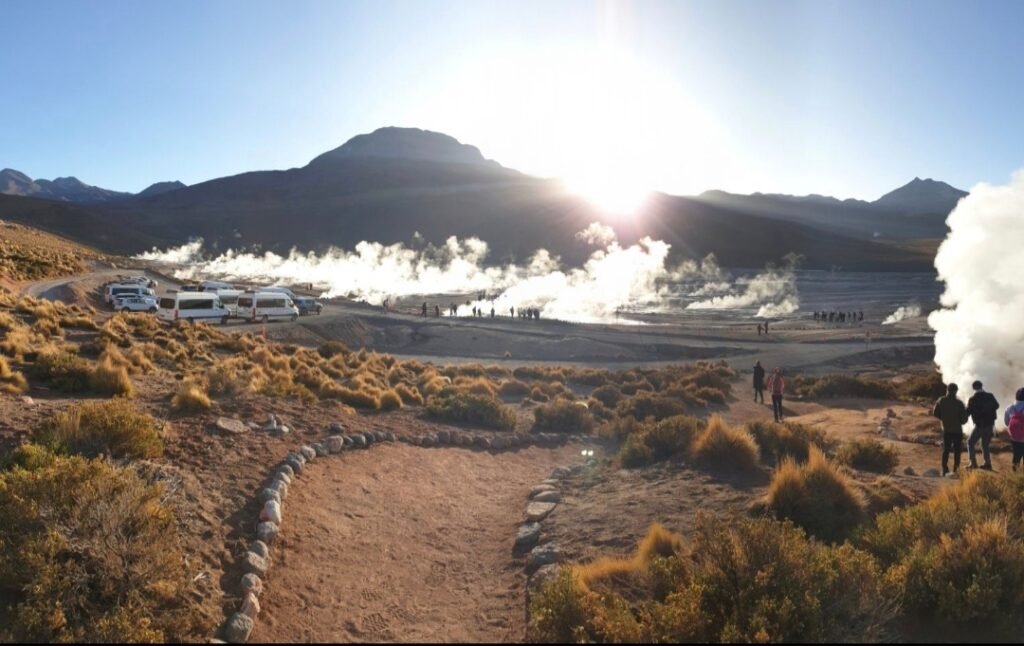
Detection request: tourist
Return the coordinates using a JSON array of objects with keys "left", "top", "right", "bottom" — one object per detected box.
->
[
  {"left": 757, "top": 323, "right": 762, "bottom": 336},
  {"left": 753, "top": 360, "right": 765, "bottom": 404},
  {"left": 421, "top": 302, "right": 427, "bottom": 317},
  {"left": 434, "top": 304, "right": 440, "bottom": 317},
  {"left": 1004, "top": 389, "right": 1024, "bottom": 471},
  {"left": 933, "top": 383, "right": 968, "bottom": 476},
  {"left": 766, "top": 368, "right": 785, "bottom": 422},
  {"left": 510, "top": 306, "right": 515, "bottom": 318},
  {"left": 490, "top": 307, "right": 495, "bottom": 318},
  {"left": 763, "top": 320, "right": 770, "bottom": 334},
  {"left": 966, "top": 380, "right": 999, "bottom": 470}
]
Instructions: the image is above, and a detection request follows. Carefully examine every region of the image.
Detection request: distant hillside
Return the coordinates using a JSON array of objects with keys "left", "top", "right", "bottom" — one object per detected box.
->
[
  {"left": 873, "top": 177, "right": 967, "bottom": 215},
  {"left": 0, "top": 168, "right": 185, "bottom": 203},
  {"left": 137, "top": 180, "right": 187, "bottom": 198},
  {"left": 0, "top": 128, "right": 936, "bottom": 271}
]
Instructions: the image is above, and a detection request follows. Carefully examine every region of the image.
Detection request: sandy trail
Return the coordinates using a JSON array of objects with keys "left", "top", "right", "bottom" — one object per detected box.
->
[{"left": 250, "top": 443, "right": 582, "bottom": 643}]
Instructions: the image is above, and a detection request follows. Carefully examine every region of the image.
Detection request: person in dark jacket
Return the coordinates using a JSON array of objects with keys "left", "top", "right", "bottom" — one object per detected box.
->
[
  {"left": 966, "top": 380, "right": 999, "bottom": 470},
  {"left": 752, "top": 361, "right": 765, "bottom": 404},
  {"left": 933, "top": 383, "right": 969, "bottom": 476}
]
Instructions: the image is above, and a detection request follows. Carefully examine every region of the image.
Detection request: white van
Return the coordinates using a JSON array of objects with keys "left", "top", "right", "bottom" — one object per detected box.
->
[
  {"left": 106, "top": 283, "right": 156, "bottom": 305},
  {"left": 216, "top": 289, "right": 244, "bottom": 317},
  {"left": 236, "top": 291, "right": 299, "bottom": 322},
  {"left": 200, "top": 280, "right": 235, "bottom": 291},
  {"left": 157, "top": 292, "right": 230, "bottom": 325},
  {"left": 260, "top": 286, "right": 297, "bottom": 299}
]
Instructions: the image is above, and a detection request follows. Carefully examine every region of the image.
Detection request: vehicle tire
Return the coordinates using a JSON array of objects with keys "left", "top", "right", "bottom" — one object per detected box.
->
[
  {"left": 317, "top": 308, "right": 322, "bottom": 315},
  {"left": 262, "top": 315, "right": 269, "bottom": 323},
  {"left": 188, "top": 318, "right": 195, "bottom": 326},
  {"left": 221, "top": 316, "right": 229, "bottom": 326},
  {"left": 122, "top": 307, "right": 131, "bottom": 313},
  {"left": 291, "top": 314, "right": 298, "bottom": 322},
  {"left": 148, "top": 307, "right": 157, "bottom": 313}
]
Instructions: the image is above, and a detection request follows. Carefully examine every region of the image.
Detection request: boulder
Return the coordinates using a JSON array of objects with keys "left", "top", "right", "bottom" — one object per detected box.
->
[
  {"left": 421, "top": 434, "right": 435, "bottom": 448},
  {"left": 492, "top": 436, "right": 510, "bottom": 451},
  {"left": 542, "top": 479, "right": 559, "bottom": 487},
  {"left": 216, "top": 417, "right": 249, "bottom": 435},
  {"left": 300, "top": 445, "right": 317, "bottom": 461},
  {"left": 549, "top": 466, "right": 571, "bottom": 480},
  {"left": 514, "top": 522, "right": 542, "bottom": 553},
  {"left": 313, "top": 443, "right": 329, "bottom": 457},
  {"left": 410, "top": 435, "right": 422, "bottom": 446},
  {"left": 277, "top": 464, "right": 294, "bottom": 480},
  {"left": 260, "top": 500, "right": 283, "bottom": 524},
  {"left": 529, "top": 484, "right": 557, "bottom": 499},
  {"left": 527, "top": 543, "right": 561, "bottom": 571},
  {"left": 246, "top": 422, "right": 261, "bottom": 430},
  {"left": 374, "top": 431, "right": 387, "bottom": 443},
  {"left": 285, "top": 456, "right": 304, "bottom": 475},
  {"left": 240, "top": 573, "right": 263, "bottom": 597},
  {"left": 385, "top": 432, "right": 396, "bottom": 442},
  {"left": 242, "top": 551, "right": 269, "bottom": 577},
  {"left": 256, "top": 521, "right": 279, "bottom": 544},
  {"left": 239, "top": 591, "right": 260, "bottom": 619},
  {"left": 326, "top": 436, "right": 344, "bottom": 453},
  {"left": 249, "top": 540, "right": 270, "bottom": 559},
  {"left": 436, "top": 430, "right": 451, "bottom": 444},
  {"left": 270, "top": 477, "right": 289, "bottom": 498},
  {"left": 533, "top": 490, "right": 561, "bottom": 503},
  {"left": 262, "top": 415, "right": 278, "bottom": 431},
  {"left": 277, "top": 425, "right": 290, "bottom": 434},
  {"left": 526, "top": 501, "right": 558, "bottom": 522},
  {"left": 223, "top": 613, "right": 254, "bottom": 644},
  {"left": 904, "top": 466, "right": 917, "bottom": 476},
  {"left": 259, "top": 488, "right": 281, "bottom": 505},
  {"left": 330, "top": 421, "right": 346, "bottom": 434},
  {"left": 342, "top": 435, "right": 354, "bottom": 447},
  {"left": 351, "top": 434, "right": 367, "bottom": 448}
]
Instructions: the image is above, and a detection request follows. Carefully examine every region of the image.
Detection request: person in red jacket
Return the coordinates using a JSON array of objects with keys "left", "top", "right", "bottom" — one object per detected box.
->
[{"left": 766, "top": 368, "right": 786, "bottom": 423}]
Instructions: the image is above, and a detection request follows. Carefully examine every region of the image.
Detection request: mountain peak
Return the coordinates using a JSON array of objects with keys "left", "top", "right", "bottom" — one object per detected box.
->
[
  {"left": 873, "top": 177, "right": 967, "bottom": 215},
  {"left": 138, "top": 180, "right": 187, "bottom": 198},
  {"left": 310, "top": 127, "right": 500, "bottom": 167}
]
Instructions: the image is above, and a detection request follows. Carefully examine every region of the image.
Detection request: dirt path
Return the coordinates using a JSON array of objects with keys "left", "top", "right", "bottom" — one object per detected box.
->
[{"left": 250, "top": 443, "right": 582, "bottom": 643}]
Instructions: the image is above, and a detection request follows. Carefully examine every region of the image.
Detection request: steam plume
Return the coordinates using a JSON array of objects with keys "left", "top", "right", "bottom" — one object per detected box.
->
[
  {"left": 929, "top": 171, "right": 1024, "bottom": 426},
  {"left": 882, "top": 304, "right": 921, "bottom": 325}
]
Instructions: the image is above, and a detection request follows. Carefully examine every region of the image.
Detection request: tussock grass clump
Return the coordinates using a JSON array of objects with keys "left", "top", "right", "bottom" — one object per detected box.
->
[
  {"left": 322, "top": 384, "right": 381, "bottom": 410},
  {"left": 616, "top": 394, "right": 687, "bottom": 422},
  {"left": 767, "top": 447, "right": 866, "bottom": 542},
  {"left": 690, "top": 415, "right": 760, "bottom": 473},
  {"left": 497, "top": 378, "right": 531, "bottom": 398},
  {"left": 0, "top": 355, "right": 28, "bottom": 394},
  {"left": 425, "top": 391, "right": 516, "bottom": 431},
  {"left": 394, "top": 382, "right": 424, "bottom": 406},
  {"left": 171, "top": 378, "right": 213, "bottom": 413},
  {"left": 533, "top": 399, "right": 595, "bottom": 434},
  {"left": 90, "top": 352, "right": 134, "bottom": 396},
  {"left": 619, "top": 416, "right": 704, "bottom": 468},
  {"left": 529, "top": 517, "right": 891, "bottom": 643},
  {"left": 0, "top": 456, "right": 203, "bottom": 642},
  {"left": 207, "top": 357, "right": 265, "bottom": 396},
  {"left": 858, "top": 472, "right": 1024, "bottom": 635},
  {"left": 379, "top": 389, "right": 403, "bottom": 411},
  {"left": 745, "top": 420, "right": 831, "bottom": 465},
  {"left": 0, "top": 325, "right": 45, "bottom": 360},
  {"left": 317, "top": 340, "right": 350, "bottom": 358},
  {"left": 36, "top": 398, "right": 162, "bottom": 459},
  {"left": 837, "top": 438, "right": 900, "bottom": 473},
  {"left": 1, "top": 443, "right": 57, "bottom": 471},
  {"left": 896, "top": 370, "right": 946, "bottom": 400},
  {"left": 794, "top": 373, "right": 897, "bottom": 400},
  {"left": 589, "top": 383, "right": 624, "bottom": 408}
]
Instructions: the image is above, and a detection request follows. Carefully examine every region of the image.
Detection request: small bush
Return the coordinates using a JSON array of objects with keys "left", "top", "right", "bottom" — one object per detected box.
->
[
  {"left": 533, "top": 399, "right": 595, "bottom": 434},
  {"left": 794, "top": 373, "right": 896, "bottom": 400},
  {"left": 0, "top": 456, "right": 201, "bottom": 642},
  {"left": 590, "top": 384, "right": 624, "bottom": 407},
  {"left": 746, "top": 420, "right": 831, "bottom": 465},
  {"left": 1, "top": 443, "right": 56, "bottom": 471},
  {"left": 36, "top": 398, "right": 163, "bottom": 459},
  {"left": 425, "top": 391, "right": 516, "bottom": 431},
  {"left": 31, "top": 346, "right": 92, "bottom": 392},
  {"left": 171, "top": 378, "right": 213, "bottom": 413},
  {"left": 767, "top": 447, "right": 866, "bottom": 542},
  {"left": 897, "top": 370, "right": 946, "bottom": 400},
  {"left": 90, "top": 353, "right": 134, "bottom": 396},
  {"left": 317, "top": 340, "right": 350, "bottom": 358},
  {"left": 497, "top": 378, "right": 531, "bottom": 398},
  {"left": 380, "top": 389, "right": 403, "bottom": 411},
  {"left": 616, "top": 394, "right": 688, "bottom": 421},
  {"left": 0, "top": 355, "right": 28, "bottom": 394},
  {"left": 619, "top": 416, "right": 703, "bottom": 468},
  {"left": 394, "top": 382, "right": 424, "bottom": 406},
  {"left": 837, "top": 438, "right": 900, "bottom": 473},
  {"left": 690, "top": 415, "right": 760, "bottom": 473}
]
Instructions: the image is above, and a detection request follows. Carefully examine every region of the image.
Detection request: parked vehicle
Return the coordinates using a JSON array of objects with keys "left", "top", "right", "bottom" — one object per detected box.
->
[
  {"left": 200, "top": 280, "right": 235, "bottom": 291},
  {"left": 216, "top": 289, "right": 244, "bottom": 317},
  {"left": 115, "top": 295, "right": 159, "bottom": 313},
  {"left": 179, "top": 284, "right": 203, "bottom": 292},
  {"left": 236, "top": 291, "right": 299, "bottom": 322},
  {"left": 259, "top": 286, "right": 297, "bottom": 299},
  {"left": 293, "top": 297, "right": 323, "bottom": 316},
  {"left": 157, "top": 292, "right": 229, "bottom": 325},
  {"left": 105, "top": 283, "right": 155, "bottom": 305},
  {"left": 116, "top": 275, "right": 158, "bottom": 288}
]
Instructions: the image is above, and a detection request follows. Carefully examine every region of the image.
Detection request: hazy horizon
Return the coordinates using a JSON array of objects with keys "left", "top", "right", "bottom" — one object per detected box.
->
[{"left": 4, "top": 0, "right": 1024, "bottom": 203}]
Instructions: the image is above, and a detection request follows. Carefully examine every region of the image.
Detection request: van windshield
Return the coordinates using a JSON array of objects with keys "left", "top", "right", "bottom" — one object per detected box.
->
[
  {"left": 238, "top": 297, "right": 253, "bottom": 308},
  {"left": 159, "top": 298, "right": 175, "bottom": 309},
  {"left": 219, "top": 295, "right": 239, "bottom": 305}
]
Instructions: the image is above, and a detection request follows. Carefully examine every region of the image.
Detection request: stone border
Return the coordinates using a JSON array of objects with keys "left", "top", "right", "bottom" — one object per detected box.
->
[{"left": 214, "top": 425, "right": 585, "bottom": 643}]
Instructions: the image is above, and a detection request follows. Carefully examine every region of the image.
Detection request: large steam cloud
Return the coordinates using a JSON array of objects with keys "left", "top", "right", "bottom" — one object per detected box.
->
[
  {"left": 930, "top": 171, "right": 1024, "bottom": 427},
  {"left": 137, "top": 226, "right": 801, "bottom": 324},
  {"left": 882, "top": 304, "right": 921, "bottom": 325},
  {"left": 685, "top": 254, "right": 801, "bottom": 318}
]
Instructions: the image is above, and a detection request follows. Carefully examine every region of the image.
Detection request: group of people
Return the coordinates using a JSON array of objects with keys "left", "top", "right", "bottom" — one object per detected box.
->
[
  {"left": 813, "top": 310, "right": 864, "bottom": 323},
  {"left": 752, "top": 360, "right": 787, "bottom": 423},
  {"left": 933, "top": 381, "right": 1024, "bottom": 475},
  {"left": 415, "top": 301, "right": 541, "bottom": 320},
  {"left": 514, "top": 307, "right": 541, "bottom": 320},
  {"left": 756, "top": 320, "right": 771, "bottom": 336}
]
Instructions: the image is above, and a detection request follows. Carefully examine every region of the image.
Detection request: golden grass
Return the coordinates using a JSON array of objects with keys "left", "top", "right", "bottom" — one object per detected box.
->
[
  {"left": 766, "top": 447, "right": 865, "bottom": 541},
  {"left": 171, "top": 378, "right": 213, "bottom": 413},
  {"left": 690, "top": 415, "right": 760, "bottom": 472},
  {"left": 0, "top": 355, "right": 28, "bottom": 394}
]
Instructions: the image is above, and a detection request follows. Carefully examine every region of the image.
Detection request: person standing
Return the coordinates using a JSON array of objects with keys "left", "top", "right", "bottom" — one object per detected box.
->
[
  {"left": 933, "top": 383, "right": 969, "bottom": 476},
  {"left": 766, "top": 368, "right": 785, "bottom": 422},
  {"left": 752, "top": 360, "right": 766, "bottom": 404},
  {"left": 421, "top": 302, "right": 427, "bottom": 317},
  {"left": 966, "top": 380, "right": 999, "bottom": 470},
  {"left": 1004, "top": 388, "right": 1024, "bottom": 471}
]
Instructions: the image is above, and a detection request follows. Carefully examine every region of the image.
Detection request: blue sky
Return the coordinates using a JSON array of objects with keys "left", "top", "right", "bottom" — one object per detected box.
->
[{"left": 2, "top": 0, "right": 1023, "bottom": 199}]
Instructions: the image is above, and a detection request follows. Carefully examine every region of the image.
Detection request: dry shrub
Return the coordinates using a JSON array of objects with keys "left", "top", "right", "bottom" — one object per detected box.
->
[
  {"left": 746, "top": 419, "right": 831, "bottom": 465},
  {"left": 597, "top": 416, "right": 647, "bottom": 442},
  {"left": 589, "top": 383, "right": 624, "bottom": 407},
  {"left": 36, "top": 398, "right": 162, "bottom": 459},
  {"left": 1, "top": 443, "right": 57, "bottom": 471},
  {"left": 616, "top": 394, "right": 687, "bottom": 422},
  {"left": 0, "top": 325, "right": 44, "bottom": 360},
  {"left": 690, "top": 415, "right": 760, "bottom": 473},
  {"left": 533, "top": 399, "right": 595, "bottom": 434},
  {"left": 837, "top": 438, "right": 900, "bottom": 473},
  {"left": 566, "top": 367, "right": 611, "bottom": 387},
  {"left": 317, "top": 340, "right": 350, "bottom": 358},
  {"left": 454, "top": 376, "right": 498, "bottom": 397},
  {"left": 767, "top": 447, "right": 866, "bottom": 542},
  {"left": 528, "top": 385, "right": 549, "bottom": 402},
  {"left": 379, "top": 389, "right": 403, "bottom": 411},
  {"left": 419, "top": 373, "right": 451, "bottom": 397},
  {"left": 0, "top": 310, "right": 19, "bottom": 330},
  {"left": 125, "top": 345, "right": 156, "bottom": 373},
  {"left": 498, "top": 378, "right": 531, "bottom": 398},
  {"left": 31, "top": 317, "right": 62, "bottom": 339},
  {"left": 0, "top": 456, "right": 204, "bottom": 642},
  {"left": 394, "top": 382, "right": 424, "bottom": 406},
  {"left": 794, "top": 373, "right": 897, "bottom": 400},
  {"left": 897, "top": 370, "right": 946, "bottom": 400},
  {"left": 90, "top": 352, "right": 134, "bottom": 396},
  {"left": 31, "top": 346, "right": 92, "bottom": 392},
  {"left": 425, "top": 391, "right": 516, "bottom": 431},
  {"left": 58, "top": 313, "right": 98, "bottom": 330},
  {"left": 859, "top": 472, "right": 1024, "bottom": 635},
  {"left": 171, "top": 378, "right": 213, "bottom": 413},
  {"left": 0, "top": 355, "right": 28, "bottom": 394},
  {"left": 321, "top": 384, "right": 381, "bottom": 410},
  {"left": 207, "top": 357, "right": 265, "bottom": 397},
  {"left": 529, "top": 517, "right": 891, "bottom": 643}
]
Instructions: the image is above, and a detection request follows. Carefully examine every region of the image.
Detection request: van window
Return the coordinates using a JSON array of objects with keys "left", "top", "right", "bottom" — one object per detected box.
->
[
  {"left": 219, "top": 295, "right": 239, "bottom": 305},
  {"left": 238, "top": 296, "right": 253, "bottom": 308},
  {"left": 159, "top": 298, "right": 175, "bottom": 309},
  {"left": 259, "top": 297, "right": 286, "bottom": 309},
  {"left": 180, "top": 298, "right": 216, "bottom": 310},
  {"left": 112, "top": 287, "right": 140, "bottom": 296}
]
